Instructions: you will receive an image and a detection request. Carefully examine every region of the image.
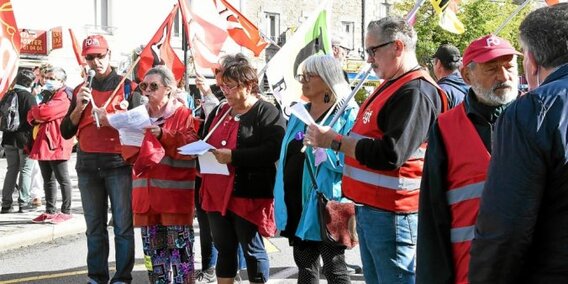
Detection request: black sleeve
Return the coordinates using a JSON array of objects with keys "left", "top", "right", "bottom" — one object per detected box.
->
[
  {"left": 469, "top": 96, "right": 545, "bottom": 283},
  {"left": 60, "top": 85, "right": 81, "bottom": 140},
  {"left": 355, "top": 80, "right": 442, "bottom": 170},
  {"left": 18, "top": 91, "right": 36, "bottom": 131},
  {"left": 416, "top": 122, "right": 454, "bottom": 284},
  {"left": 231, "top": 102, "right": 286, "bottom": 166}
]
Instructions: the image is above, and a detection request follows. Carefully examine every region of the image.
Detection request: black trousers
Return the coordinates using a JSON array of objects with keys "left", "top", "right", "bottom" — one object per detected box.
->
[
  {"left": 38, "top": 160, "right": 72, "bottom": 214},
  {"left": 293, "top": 240, "right": 351, "bottom": 284}
]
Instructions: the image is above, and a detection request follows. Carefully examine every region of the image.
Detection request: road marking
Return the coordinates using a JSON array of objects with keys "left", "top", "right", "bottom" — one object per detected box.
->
[
  {"left": 264, "top": 237, "right": 280, "bottom": 253},
  {"left": 0, "top": 270, "right": 87, "bottom": 283}
]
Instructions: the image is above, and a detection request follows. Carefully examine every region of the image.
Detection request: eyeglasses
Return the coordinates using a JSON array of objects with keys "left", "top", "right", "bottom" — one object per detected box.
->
[
  {"left": 220, "top": 84, "right": 240, "bottom": 93},
  {"left": 85, "top": 53, "right": 108, "bottom": 61},
  {"left": 295, "top": 73, "right": 319, "bottom": 83},
  {"left": 139, "top": 81, "right": 164, "bottom": 92},
  {"left": 365, "top": 41, "right": 395, "bottom": 57}
]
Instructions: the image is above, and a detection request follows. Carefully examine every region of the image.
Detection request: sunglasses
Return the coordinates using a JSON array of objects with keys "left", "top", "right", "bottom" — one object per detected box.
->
[
  {"left": 85, "top": 53, "right": 108, "bottom": 61},
  {"left": 139, "top": 81, "right": 163, "bottom": 92}
]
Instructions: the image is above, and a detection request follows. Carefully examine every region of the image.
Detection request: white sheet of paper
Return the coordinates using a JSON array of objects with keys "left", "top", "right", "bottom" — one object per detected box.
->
[
  {"left": 108, "top": 105, "right": 152, "bottom": 131},
  {"left": 118, "top": 129, "right": 145, "bottom": 147},
  {"left": 178, "top": 140, "right": 215, "bottom": 156},
  {"left": 290, "top": 102, "right": 315, "bottom": 125},
  {"left": 198, "top": 152, "right": 229, "bottom": 175}
]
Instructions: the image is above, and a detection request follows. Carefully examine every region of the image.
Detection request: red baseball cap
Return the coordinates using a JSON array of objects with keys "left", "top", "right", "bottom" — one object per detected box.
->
[
  {"left": 462, "top": 34, "right": 521, "bottom": 67},
  {"left": 82, "top": 35, "right": 109, "bottom": 55}
]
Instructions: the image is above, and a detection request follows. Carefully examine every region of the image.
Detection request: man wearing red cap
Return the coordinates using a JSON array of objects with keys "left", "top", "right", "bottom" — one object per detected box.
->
[
  {"left": 470, "top": 4, "right": 568, "bottom": 282},
  {"left": 305, "top": 16, "right": 448, "bottom": 284},
  {"left": 416, "top": 34, "right": 520, "bottom": 284},
  {"left": 60, "top": 34, "right": 141, "bottom": 284}
]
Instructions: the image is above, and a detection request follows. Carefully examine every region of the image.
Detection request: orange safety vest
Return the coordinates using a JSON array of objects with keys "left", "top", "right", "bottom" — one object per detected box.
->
[
  {"left": 438, "top": 103, "right": 490, "bottom": 284},
  {"left": 343, "top": 69, "right": 447, "bottom": 212},
  {"left": 77, "top": 79, "right": 128, "bottom": 154}
]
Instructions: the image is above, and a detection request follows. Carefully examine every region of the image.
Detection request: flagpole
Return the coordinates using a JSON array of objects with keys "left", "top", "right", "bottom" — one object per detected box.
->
[
  {"left": 183, "top": 17, "right": 190, "bottom": 92},
  {"left": 494, "top": 0, "right": 532, "bottom": 36}
]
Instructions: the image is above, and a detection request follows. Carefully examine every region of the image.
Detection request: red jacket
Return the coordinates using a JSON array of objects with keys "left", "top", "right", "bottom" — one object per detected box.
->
[
  {"left": 131, "top": 102, "right": 199, "bottom": 218},
  {"left": 27, "top": 88, "right": 74, "bottom": 161}
]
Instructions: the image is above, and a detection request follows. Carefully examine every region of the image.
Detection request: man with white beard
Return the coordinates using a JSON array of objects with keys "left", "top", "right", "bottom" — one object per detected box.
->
[{"left": 416, "top": 34, "right": 521, "bottom": 284}]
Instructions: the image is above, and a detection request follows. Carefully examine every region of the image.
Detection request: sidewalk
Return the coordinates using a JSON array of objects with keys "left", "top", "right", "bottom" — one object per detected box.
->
[{"left": 0, "top": 153, "right": 85, "bottom": 253}]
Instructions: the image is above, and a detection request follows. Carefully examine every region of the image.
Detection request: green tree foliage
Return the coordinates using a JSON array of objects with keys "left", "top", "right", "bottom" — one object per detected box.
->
[{"left": 393, "top": 0, "right": 532, "bottom": 68}]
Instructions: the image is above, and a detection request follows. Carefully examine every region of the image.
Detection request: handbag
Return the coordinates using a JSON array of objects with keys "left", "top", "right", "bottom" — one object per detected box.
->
[{"left": 316, "top": 191, "right": 358, "bottom": 249}]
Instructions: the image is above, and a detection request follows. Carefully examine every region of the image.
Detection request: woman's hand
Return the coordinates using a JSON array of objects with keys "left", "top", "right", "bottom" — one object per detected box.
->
[
  {"left": 144, "top": 125, "right": 162, "bottom": 138},
  {"left": 211, "top": 148, "right": 232, "bottom": 164}
]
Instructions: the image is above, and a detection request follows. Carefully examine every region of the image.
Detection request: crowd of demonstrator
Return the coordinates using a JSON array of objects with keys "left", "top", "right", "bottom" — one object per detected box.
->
[{"left": 2, "top": 4, "right": 568, "bottom": 284}]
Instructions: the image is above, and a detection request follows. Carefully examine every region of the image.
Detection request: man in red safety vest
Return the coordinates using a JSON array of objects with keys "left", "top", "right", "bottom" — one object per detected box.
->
[
  {"left": 305, "top": 16, "right": 447, "bottom": 284},
  {"left": 416, "top": 34, "right": 521, "bottom": 284}
]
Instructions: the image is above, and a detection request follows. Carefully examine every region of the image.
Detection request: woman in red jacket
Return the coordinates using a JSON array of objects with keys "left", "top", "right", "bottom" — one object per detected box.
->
[
  {"left": 27, "top": 66, "right": 74, "bottom": 224},
  {"left": 128, "top": 65, "right": 199, "bottom": 284}
]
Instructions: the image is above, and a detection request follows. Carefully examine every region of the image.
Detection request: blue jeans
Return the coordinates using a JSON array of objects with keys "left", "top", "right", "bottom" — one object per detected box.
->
[
  {"left": 1, "top": 145, "right": 33, "bottom": 207},
  {"left": 208, "top": 211, "right": 269, "bottom": 282},
  {"left": 77, "top": 158, "right": 134, "bottom": 284},
  {"left": 356, "top": 205, "right": 417, "bottom": 284}
]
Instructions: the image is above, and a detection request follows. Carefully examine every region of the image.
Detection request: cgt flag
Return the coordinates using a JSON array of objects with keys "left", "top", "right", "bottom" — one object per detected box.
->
[
  {"left": 265, "top": 0, "right": 332, "bottom": 118},
  {"left": 430, "top": 0, "right": 464, "bottom": 34},
  {"left": 216, "top": 0, "right": 268, "bottom": 56},
  {"left": 0, "top": 0, "right": 20, "bottom": 98},
  {"left": 180, "top": 0, "right": 228, "bottom": 69},
  {"left": 135, "top": 4, "right": 184, "bottom": 82}
]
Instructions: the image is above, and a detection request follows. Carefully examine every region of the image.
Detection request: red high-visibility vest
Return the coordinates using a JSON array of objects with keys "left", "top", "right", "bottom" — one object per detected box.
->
[
  {"left": 438, "top": 103, "right": 490, "bottom": 284},
  {"left": 343, "top": 69, "right": 447, "bottom": 212},
  {"left": 77, "top": 80, "right": 128, "bottom": 154}
]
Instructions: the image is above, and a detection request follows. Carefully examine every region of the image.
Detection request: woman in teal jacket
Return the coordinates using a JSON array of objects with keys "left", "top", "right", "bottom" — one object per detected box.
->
[{"left": 274, "top": 54, "right": 358, "bottom": 284}]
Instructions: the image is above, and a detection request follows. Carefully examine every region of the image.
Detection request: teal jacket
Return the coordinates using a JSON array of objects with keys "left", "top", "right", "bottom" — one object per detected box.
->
[{"left": 274, "top": 101, "right": 358, "bottom": 241}]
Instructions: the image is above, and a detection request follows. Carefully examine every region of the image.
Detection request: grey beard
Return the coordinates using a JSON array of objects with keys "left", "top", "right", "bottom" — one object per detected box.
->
[{"left": 471, "top": 82, "right": 517, "bottom": 107}]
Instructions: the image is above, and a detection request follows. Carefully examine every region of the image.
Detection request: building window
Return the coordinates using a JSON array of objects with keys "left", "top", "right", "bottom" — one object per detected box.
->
[
  {"left": 341, "top": 21, "right": 355, "bottom": 49},
  {"left": 265, "top": 12, "right": 280, "bottom": 43}
]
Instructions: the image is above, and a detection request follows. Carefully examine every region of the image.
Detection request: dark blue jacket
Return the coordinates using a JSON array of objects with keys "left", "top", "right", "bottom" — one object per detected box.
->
[
  {"left": 470, "top": 63, "right": 568, "bottom": 283},
  {"left": 438, "top": 72, "right": 469, "bottom": 109}
]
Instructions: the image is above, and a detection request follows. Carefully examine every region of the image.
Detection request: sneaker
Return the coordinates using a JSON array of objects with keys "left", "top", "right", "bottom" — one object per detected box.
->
[
  {"left": 19, "top": 203, "right": 35, "bottom": 213},
  {"left": 1, "top": 206, "right": 15, "bottom": 214},
  {"left": 195, "top": 267, "right": 216, "bottom": 283},
  {"left": 48, "top": 213, "right": 73, "bottom": 224},
  {"left": 32, "top": 212, "right": 57, "bottom": 223},
  {"left": 346, "top": 264, "right": 363, "bottom": 275}
]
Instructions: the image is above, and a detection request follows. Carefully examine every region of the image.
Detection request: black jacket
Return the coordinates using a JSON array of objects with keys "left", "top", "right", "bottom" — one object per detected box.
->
[
  {"left": 416, "top": 91, "right": 509, "bottom": 284},
  {"left": 469, "top": 64, "right": 568, "bottom": 283},
  {"left": 201, "top": 99, "right": 285, "bottom": 198},
  {"left": 1, "top": 87, "right": 37, "bottom": 149}
]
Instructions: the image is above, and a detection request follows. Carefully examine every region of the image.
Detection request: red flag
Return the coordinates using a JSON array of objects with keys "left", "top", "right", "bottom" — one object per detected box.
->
[
  {"left": 135, "top": 5, "right": 184, "bottom": 82},
  {"left": 0, "top": 0, "right": 20, "bottom": 98},
  {"left": 216, "top": 0, "right": 268, "bottom": 56},
  {"left": 68, "top": 28, "right": 87, "bottom": 70},
  {"left": 186, "top": 0, "right": 228, "bottom": 69}
]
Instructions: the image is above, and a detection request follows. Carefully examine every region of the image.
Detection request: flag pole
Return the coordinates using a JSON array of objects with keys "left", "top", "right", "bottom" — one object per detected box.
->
[{"left": 494, "top": 0, "right": 532, "bottom": 36}]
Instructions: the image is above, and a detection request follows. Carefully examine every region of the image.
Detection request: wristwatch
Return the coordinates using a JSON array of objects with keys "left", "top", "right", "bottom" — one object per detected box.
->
[{"left": 330, "top": 134, "right": 343, "bottom": 152}]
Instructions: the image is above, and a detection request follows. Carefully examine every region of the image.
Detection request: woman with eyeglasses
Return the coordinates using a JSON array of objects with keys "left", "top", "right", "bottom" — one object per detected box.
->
[
  {"left": 127, "top": 65, "right": 200, "bottom": 283},
  {"left": 27, "top": 66, "right": 75, "bottom": 224},
  {"left": 273, "top": 54, "right": 359, "bottom": 283},
  {"left": 199, "top": 53, "right": 286, "bottom": 284}
]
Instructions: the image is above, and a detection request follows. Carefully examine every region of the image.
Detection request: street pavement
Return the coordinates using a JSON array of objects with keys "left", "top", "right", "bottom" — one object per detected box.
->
[{"left": 0, "top": 153, "right": 365, "bottom": 283}]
